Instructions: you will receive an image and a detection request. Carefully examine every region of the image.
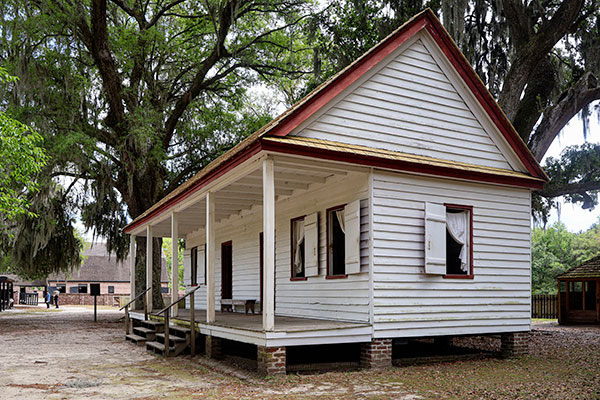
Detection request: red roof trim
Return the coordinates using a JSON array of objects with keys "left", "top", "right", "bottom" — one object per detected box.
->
[
  {"left": 269, "top": 16, "right": 427, "bottom": 137},
  {"left": 267, "top": 9, "right": 545, "bottom": 181},
  {"left": 260, "top": 139, "right": 544, "bottom": 190},
  {"left": 423, "top": 19, "right": 546, "bottom": 180},
  {"left": 124, "top": 140, "right": 262, "bottom": 234}
]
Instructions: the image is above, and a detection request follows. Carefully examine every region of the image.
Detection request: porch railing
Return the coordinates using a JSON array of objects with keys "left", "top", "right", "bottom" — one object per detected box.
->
[
  {"left": 119, "top": 286, "right": 152, "bottom": 335},
  {"left": 153, "top": 285, "right": 202, "bottom": 357}
]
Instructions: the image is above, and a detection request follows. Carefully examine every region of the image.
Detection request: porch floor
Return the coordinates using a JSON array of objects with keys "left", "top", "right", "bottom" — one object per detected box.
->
[
  {"left": 172, "top": 309, "right": 369, "bottom": 333},
  {"left": 130, "top": 308, "right": 372, "bottom": 347}
]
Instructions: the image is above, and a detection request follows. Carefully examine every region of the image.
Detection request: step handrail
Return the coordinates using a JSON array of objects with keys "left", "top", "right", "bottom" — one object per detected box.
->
[
  {"left": 154, "top": 285, "right": 201, "bottom": 316},
  {"left": 153, "top": 285, "right": 202, "bottom": 357},
  {"left": 119, "top": 286, "right": 152, "bottom": 311}
]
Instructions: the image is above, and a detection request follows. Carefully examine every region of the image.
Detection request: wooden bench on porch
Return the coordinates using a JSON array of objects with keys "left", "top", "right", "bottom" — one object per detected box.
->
[{"left": 220, "top": 299, "right": 257, "bottom": 314}]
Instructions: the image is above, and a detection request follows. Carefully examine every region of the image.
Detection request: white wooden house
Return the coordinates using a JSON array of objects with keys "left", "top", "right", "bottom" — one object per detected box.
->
[{"left": 123, "top": 9, "right": 547, "bottom": 374}]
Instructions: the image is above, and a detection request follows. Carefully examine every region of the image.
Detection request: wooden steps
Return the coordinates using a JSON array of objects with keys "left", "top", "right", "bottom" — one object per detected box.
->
[
  {"left": 125, "top": 317, "right": 192, "bottom": 358},
  {"left": 125, "top": 319, "right": 164, "bottom": 346},
  {"left": 125, "top": 333, "right": 148, "bottom": 345},
  {"left": 146, "top": 324, "right": 191, "bottom": 357}
]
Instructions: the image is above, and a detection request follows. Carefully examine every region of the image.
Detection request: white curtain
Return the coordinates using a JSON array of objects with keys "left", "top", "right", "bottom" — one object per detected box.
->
[
  {"left": 335, "top": 209, "right": 345, "bottom": 234},
  {"left": 294, "top": 219, "right": 305, "bottom": 274},
  {"left": 446, "top": 211, "right": 468, "bottom": 272}
]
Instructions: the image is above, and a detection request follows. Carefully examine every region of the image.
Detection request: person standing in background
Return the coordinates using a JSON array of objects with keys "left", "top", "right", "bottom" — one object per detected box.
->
[
  {"left": 53, "top": 291, "right": 59, "bottom": 308},
  {"left": 45, "top": 291, "right": 51, "bottom": 308}
]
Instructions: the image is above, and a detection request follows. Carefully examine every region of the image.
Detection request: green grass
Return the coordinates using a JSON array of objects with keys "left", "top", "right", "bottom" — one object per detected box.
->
[{"left": 532, "top": 318, "right": 558, "bottom": 323}]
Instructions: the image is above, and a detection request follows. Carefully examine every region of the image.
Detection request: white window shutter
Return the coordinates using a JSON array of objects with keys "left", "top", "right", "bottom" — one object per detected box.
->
[
  {"left": 424, "top": 202, "right": 446, "bottom": 274},
  {"left": 345, "top": 199, "right": 361, "bottom": 274},
  {"left": 183, "top": 249, "right": 192, "bottom": 285},
  {"left": 304, "top": 212, "right": 319, "bottom": 277},
  {"left": 197, "top": 244, "right": 206, "bottom": 284}
]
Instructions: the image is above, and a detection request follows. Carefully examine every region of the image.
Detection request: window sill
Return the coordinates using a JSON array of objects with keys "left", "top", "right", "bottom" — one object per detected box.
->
[
  {"left": 326, "top": 274, "right": 348, "bottom": 280},
  {"left": 443, "top": 274, "right": 474, "bottom": 279},
  {"left": 290, "top": 277, "right": 307, "bottom": 281}
]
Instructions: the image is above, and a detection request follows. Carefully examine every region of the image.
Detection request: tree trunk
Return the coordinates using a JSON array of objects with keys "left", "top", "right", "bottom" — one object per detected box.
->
[{"left": 133, "top": 236, "right": 164, "bottom": 310}]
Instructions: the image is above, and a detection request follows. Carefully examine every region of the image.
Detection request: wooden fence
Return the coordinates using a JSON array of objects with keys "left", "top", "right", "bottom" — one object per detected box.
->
[{"left": 531, "top": 294, "right": 558, "bottom": 319}]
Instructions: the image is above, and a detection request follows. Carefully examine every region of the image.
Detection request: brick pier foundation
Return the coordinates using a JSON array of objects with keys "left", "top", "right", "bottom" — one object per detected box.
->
[
  {"left": 360, "top": 338, "right": 392, "bottom": 369},
  {"left": 257, "top": 346, "right": 286, "bottom": 375},
  {"left": 205, "top": 335, "right": 223, "bottom": 360},
  {"left": 501, "top": 332, "right": 529, "bottom": 358}
]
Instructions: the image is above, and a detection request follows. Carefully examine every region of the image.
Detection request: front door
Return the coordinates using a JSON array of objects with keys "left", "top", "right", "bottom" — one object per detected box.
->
[{"left": 221, "top": 241, "right": 233, "bottom": 300}]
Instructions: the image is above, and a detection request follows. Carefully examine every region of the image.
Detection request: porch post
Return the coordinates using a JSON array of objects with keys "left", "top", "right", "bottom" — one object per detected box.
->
[
  {"left": 129, "top": 234, "right": 136, "bottom": 302},
  {"left": 171, "top": 212, "right": 179, "bottom": 315},
  {"left": 206, "top": 192, "right": 216, "bottom": 323},
  {"left": 263, "top": 158, "right": 275, "bottom": 331},
  {"left": 146, "top": 225, "right": 153, "bottom": 312}
]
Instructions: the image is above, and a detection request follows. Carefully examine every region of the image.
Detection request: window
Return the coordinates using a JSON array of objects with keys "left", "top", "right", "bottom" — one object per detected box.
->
[
  {"left": 56, "top": 285, "right": 66, "bottom": 293},
  {"left": 327, "top": 206, "right": 346, "bottom": 278},
  {"left": 424, "top": 203, "right": 473, "bottom": 278},
  {"left": 78, "top": 284, "right": 88, "bottom": 294},
  {"left": 191, "top": 246, "right": 198, "bottom": 285},
  {"left": 108, "top": 286, "right": 114, "bottom": 294},
  {"left": 69, "top": 286, "right": 78, "bottom": 294},
  {"left": 291, "top": 216, "right": 306, "bottom": 279},
  {"left": 445, "top": 205, "right": 472, "bottom": 277}
]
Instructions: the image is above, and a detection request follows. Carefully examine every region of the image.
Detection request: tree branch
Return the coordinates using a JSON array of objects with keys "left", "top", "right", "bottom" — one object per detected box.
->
[
  {"left": 499, "top": 0, "right": 585, "bottom": 120},
  {"left": 529, "top": 71, "right": 600, "bottom": 160},
  {"left": 89, "top": 0, "right": 128, "bottom": 131},
  {"left": 162, "top": 0, "right": 238, "bottom": 149}
]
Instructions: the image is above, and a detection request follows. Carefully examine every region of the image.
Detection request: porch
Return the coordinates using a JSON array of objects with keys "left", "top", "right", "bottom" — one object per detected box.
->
[{"left": 129, "top": 309, "right": 372, "bottom": 348}]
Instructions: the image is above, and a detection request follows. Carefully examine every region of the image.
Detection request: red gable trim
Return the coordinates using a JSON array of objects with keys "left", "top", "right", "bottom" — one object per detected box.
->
[
  {"left": 269, "top": 15, "right": 427, "bottom": 137},
  {"left": 260, "top": 139, "right": 544, "bottom": 190},
  {"left": 267, "top": 9, "right": 546, "bottom": 181},
  {"left": 123, "top": 140, "right": 262, "bottom": 234},
  {"left": 423, "top": 16, "right": 547, "bottom": 181}
]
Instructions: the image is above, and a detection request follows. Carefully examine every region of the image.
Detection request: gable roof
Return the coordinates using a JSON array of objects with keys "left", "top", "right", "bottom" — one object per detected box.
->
[
  {"left": 124, "top": 8, "right": 546, "bottom": 234},
  {"left": 0, "top": 274, "right": 46, "bottom": 287},
  {"left": 558, "top": 256, "right": 600, "bottom": 279},
  {"left": 48, "top": 243, "right": 168, "bottom": 283}
]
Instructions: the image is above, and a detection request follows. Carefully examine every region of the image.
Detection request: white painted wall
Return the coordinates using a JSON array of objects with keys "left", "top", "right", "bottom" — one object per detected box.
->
[
  {"left": 291, "top": 32, "right": 524, "bottom": 172},
  {"left": 184, "top": 172, "right": 371, "bottom": 323},
  {"left": 371, "top": 170, "right": 531, "bottom": 338}
]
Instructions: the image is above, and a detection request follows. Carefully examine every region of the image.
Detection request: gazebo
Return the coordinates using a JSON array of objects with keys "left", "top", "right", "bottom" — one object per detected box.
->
[
  {"left": 0, "top": 276, "right": 14, "bottom": 312},
  {"left": 557, "top": 256, "right": 600, "bottom": 324}
]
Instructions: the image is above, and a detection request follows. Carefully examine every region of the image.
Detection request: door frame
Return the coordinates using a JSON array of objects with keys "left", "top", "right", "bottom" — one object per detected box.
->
[{"left": 221, "top": 241, "right": 233, "bottom": 300}]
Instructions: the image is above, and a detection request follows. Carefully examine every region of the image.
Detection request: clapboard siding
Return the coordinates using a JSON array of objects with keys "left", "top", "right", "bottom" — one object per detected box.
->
[
  {"left": 293, "top": 36, "right": 514, "bottom": 171},
  {"left": 184, "top": 173, "right": 371, "bottom": 323},
  {"left": 372, "top": 171, "right": 531, "bottom": 337}
]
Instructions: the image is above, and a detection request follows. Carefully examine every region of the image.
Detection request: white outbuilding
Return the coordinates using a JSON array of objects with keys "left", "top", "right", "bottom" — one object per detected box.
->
[{"left": 124, "top": 8, "right": 547, "bottom": 374}]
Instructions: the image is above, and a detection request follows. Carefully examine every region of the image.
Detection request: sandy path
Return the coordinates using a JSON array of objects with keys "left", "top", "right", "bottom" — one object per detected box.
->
[
  {"left": 0, "top": 305, "right": 415, "bottom": 400},
  {"left": 2, "top": 306, "right": 597, "bottom": 399}
]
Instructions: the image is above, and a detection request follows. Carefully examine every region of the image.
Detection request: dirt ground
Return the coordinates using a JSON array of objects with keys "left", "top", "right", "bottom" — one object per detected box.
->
[{"left": 0, "top": 305, "right": 598, "bottom": 400}]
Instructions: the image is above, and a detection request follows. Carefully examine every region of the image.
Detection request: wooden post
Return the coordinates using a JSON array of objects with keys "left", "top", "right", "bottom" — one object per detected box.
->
[
  {"left": 130, "top": 234, "right": 136, "bottom": 309},
  {"left": 171, "top": 212, "right": 179, "bottom": 316},
  {"left": 596, "top": 279, "right": 600, "bottom": 322},
  {"left": 164, "top": 310, "right": 170, "bottom": 357},
  {"left": 262, "top": 158, "right": 275, "bottom": 331},
  {"left": 146, "top": 225, "right": 153, "bottom": 313},
  {"left": 558, "top": 280, "right": 562, "bottom": 323},
  {"left": 125, "top": 304, "right": 130, "bottom": 334},
  {"left": 206, "top": 192, "right": 216, "bottom": 324},
  {"left": 565, "top": 280, "right": 570, "bottom": 322},
  {"left": 190, "top": 290, "right": 196, "bottom": 356}
]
